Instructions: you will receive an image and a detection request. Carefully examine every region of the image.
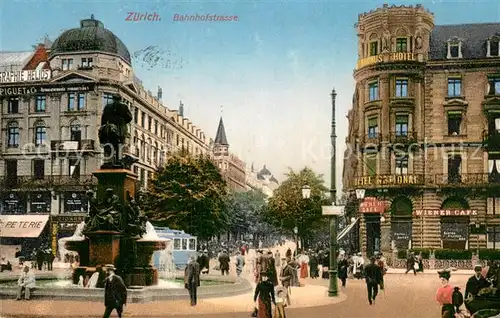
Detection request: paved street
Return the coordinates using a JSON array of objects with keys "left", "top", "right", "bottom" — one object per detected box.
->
[{"left": 1, "top": 273, "right": 469, "bottom": 318}]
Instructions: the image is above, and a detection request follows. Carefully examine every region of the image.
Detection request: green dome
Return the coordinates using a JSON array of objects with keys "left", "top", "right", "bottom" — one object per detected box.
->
[{"left": 50, "top": 15, "right": 131, "bottom": 64}]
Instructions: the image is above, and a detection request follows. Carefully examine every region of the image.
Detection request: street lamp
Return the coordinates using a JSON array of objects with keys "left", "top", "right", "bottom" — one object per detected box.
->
[
  {"left": 293, "top": 226, "right": 299, "bottom": 255},
  {"left": 380, "top": 216, "right": 386, "bottom": 223},
  {"left": 302, "top": 185, "right": 311, "bottom": 199}
]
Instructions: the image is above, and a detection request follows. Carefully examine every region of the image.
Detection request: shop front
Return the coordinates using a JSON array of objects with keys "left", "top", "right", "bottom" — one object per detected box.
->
[
  {"left": 50, "top": 214, "right": 86, "bottom": 258},
  {"left": 360, "top": 197, "right": 384, "bottom": 257},
  {"left": 29, "top": 192, "right": 51, "bottom": 214},
  {"left": 0, "top": 214, "right": 50, "bottom": 256},
  {"left": 0, "top": 192, "right": 27, "bottom": 215},
  {"left": 62, "top": 192, "right": 88, "bottom": 213},
  {"left": 390, "top": 196, "right": 413, "bottom": 249}
]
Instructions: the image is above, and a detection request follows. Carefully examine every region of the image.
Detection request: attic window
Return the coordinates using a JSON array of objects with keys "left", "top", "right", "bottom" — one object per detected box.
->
[
  {"left": 488, "top": 38, "right": 500, "bottom": 57},
  {"left": 447, "top": 38, "right": 463, "bottom": 59}
]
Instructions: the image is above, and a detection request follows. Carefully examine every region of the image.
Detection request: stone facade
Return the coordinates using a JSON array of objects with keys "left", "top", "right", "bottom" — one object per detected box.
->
[{"left": 343, "top": 4, "right": 500, "bottom": 257}]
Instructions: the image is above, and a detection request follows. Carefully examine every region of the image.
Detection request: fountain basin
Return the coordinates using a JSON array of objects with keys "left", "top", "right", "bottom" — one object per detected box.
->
[{"left": 0, "top": 273, "right": 251, "bottom": 303}]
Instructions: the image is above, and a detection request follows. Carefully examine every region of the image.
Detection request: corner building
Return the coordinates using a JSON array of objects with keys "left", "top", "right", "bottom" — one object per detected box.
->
[
  {"left": 343, "top": 4, "right": 500, "bottom": 257},
  {"left": 0, "top": 17, "right": 211, "bottom": 256}
]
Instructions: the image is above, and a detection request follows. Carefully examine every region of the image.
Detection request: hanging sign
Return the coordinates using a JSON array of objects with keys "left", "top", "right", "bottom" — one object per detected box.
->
[{"left": 360, "top": 197, "right": 385, "bottom": 213}]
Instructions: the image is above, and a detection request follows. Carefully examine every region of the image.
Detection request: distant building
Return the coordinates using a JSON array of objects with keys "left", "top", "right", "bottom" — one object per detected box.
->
[
  {"left": 212, "top": 117, "right": 246, "bottom": 191},
  {"left": 245, "top": 164, "right": 279, "bottom": 198}
]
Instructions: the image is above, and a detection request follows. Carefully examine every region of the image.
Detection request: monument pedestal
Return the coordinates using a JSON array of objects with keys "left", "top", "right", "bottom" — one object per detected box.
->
[
  {"left": 88, "top": 231, "right": 122, "bottom": 266},
  {"left": 93, "top": 169, "right": 138, "bottom": 206},
  {"left": 124, "top": 266, "right": 158, "bottom": 286}
]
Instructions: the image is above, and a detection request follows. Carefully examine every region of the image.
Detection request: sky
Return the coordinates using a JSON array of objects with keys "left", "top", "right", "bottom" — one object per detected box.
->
[{"left": 0, "top": 0, "right": 498, "bottom": 195}]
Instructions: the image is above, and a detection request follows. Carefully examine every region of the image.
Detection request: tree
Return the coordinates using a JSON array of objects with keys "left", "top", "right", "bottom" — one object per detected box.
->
[
  {"left": 142, "top": 151, "right": 229, "bottom": 241},
  {"left": 225, "top": 189, "right": 275, "bottom": 241},
  {"left": 264, "top": 167, "right": 330, "bottom": 247}
]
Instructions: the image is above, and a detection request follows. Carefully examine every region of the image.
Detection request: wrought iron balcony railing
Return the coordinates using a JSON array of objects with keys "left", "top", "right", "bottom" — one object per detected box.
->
[
  {"left": 434, "top": 173, "right": 500, "bottom": 186},
  {"left": 361, "top": 133, "right": 381, "bottom": 144},
  {"left": 389, "top": 131, "right": 417, "bottom": 144},
  {"left": 0, "top": 175, "right": 97, "bottom": 188},
  {"left": 51, "top": 140, "right": 96, "bottom": 152}
]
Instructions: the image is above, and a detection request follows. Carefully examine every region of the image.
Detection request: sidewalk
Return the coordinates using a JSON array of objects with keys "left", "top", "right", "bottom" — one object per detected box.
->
[{"left": 386, "top": 268, "right": 474, "bottom": 275}]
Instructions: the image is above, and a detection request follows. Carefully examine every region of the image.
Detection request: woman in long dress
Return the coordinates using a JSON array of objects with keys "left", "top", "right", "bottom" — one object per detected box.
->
[
  {"left": 253, "top": 272, "right": 275, "bottom": 318},
  {"left": 299, "top": 252, "right": 309, "bottom": 279}
]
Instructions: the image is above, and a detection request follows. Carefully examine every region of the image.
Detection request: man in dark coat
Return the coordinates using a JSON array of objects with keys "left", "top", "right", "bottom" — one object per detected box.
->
[
  {"left": 218, "top": 250, "right": 230, "bottom": 275},
  {"left": 337, "top": 254, "right": 349, "bottom": 287},
  {"left": 405, "top": 252, "right": 416, "bottom": 275},
  {"left": 184, "top": 255, "right": 200, "bottom": 306},
  {"left": 464, "top": 265, "right": 491, "bottom": 312},
  {"left": 103, "top": 264, "right": 127, "bottom": 318},
  {"left": 266, "top": 251, "right": 278, "bottom": 286},
  {"left": 254, "top": 271, "right": 275, "bottom": 318},
  {"left": 197, "top": 250, "right": 210, "bottom": 274},
  {"left": 364, "top": 256, "right": 382, "bottom": 305},
  {"left": 36, "top": 249, "right": 44, "bottom": 271},
  {"left": 309, "top": 252, "right": 319, "bottom": 278}
]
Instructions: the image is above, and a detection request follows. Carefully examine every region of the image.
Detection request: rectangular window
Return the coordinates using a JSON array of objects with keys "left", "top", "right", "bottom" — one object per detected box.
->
[
  {"left": 140, "top": 168, "right": 145, "bottom": 188},
  {"left": 447, "top": 111, "right": 462, "bottom": 135},
  {"left": 102, "top": 93, "right": 113, "bottom": 108},
  {"left": 33, "top": 159, "right": 44, "bottom": 180},
  {"left": 5, "top": 160, "right": 18, "bottom": 180},
  {"left": 395, "top": 79, "right": 408, "bottom": 97},
  {"left": 173, "top": 238, "right": 181, "bottom": 250},
  {"left": 176, "top": 134, "right": 180, "bottom": 146},
  {"left": 7, "top": 97, "right": 19, "bottom": 113},
  {"left": 365, "top": 152, "right": 377, "bottom": 177},
  {"left": 369, "top": 82, "right": 379, "bottom": 101},
  {"left": 369, "top": 42, "right": 378, "bottom": 56},
  {"left": 154, "top": 120, "right": 158, "bottom": 135},
  {"left": 70, "top": 125, "right": 81, "bottom": 141},
  {"left": 81, "top": 57, "right": 93, "bottom": 68},
  {"left": 395, "top": 38, "right": 407, "bottom": 52},
  {"left": 35, "top": 95, "right": 46, "bottom": 112},
  {"left": 395, "top": 114, "right": 409, "bottom": 136},
  {"left": 35, "top": 126, "right": 46, "bottom": 146},
  {"left": 134, "top": 108, "right": 138, "bottom": 124},
  {"left": 448, "top": 155, "right": 462, "bottom": 183},
  {"left": 61, "top": 58, "right": 73, "bottom": 70},
  {"left": 7, "top": 124, "right": 20, "bottom": 147},
  {"left": 447, "top": 78, "right": 461, "bottom": 97},
  {"left": 77, "top": 93, "right": 85, "bottom": 110},
  {"left": 148, "top": 116, "right": 152, "bottom": 131},
  {"left": 367, "top": 117, "right": 378, "bottom": 138},
  {"left": 182, "top": 239, "right": 188, "bottom": 250},
  {"left": 450, "top": 44, "right": 459, "bottom": 58},
  {"left": 493, "top": 78, "right": 500, "bottom": 95},
  {"left": 69, "top": 159, "right": 80, "bottom": 177},
  {"left": 491, "top": 41, "right": 499, "bottom": 57},
  {"left": 141, "top": 111, "right": 146, "bottom": 127},
  {"left": 395, "top": 155, "right": 409, "bottom": 175},
  {"left": 487, "top": 225, "right": 500, "bottom": 249},
  {"left": 487, "top": 197, "right": 500, "bottom": 215},
  {"left": 188, "top": 238, "right": 196, "bottom": 250}
]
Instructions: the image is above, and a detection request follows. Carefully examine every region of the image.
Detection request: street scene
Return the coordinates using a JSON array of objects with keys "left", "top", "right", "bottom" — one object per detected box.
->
[{"left": 0, "top": 0, "right": 499, "bottom": 317}]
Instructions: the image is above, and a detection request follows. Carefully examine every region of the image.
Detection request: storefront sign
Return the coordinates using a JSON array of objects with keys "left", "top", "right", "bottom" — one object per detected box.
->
[
  {"left": 0, "top": 84, "right": 94, "bottom": 96},
  {"left": 1, "top": 192, "right": 27, "bottom": 214},
  {"left": 53, "top": 215, "right": 86, "bottom": 223},
  {"left": 441, "top": 222, "right": 468, "bottom": 241},
  {"left": 413, "top": 209, "right": 478, "bottom": 217},
  {"left": 356, "top": 52, "right": 417, "bottom": 70},
  {"left": 391, "top": 222, "right": 412, "bottom": 241},
  {"left": 0, "top": 214, "right": 49, "bottom": 238},
  {"left": 360, "top": 197, "right": 385, "bottom": 213},
  {"left": 30, "top": 192, "right": 51, "bottom": 213},
  {"left": 0, "top": 69, "right": 51, "bottom": 83},
  {"left": 354, "top": 175, "right": 423, "bottom": 187},
  {"left": 64, "top": 192, "right": 88, "bottom": 213}
]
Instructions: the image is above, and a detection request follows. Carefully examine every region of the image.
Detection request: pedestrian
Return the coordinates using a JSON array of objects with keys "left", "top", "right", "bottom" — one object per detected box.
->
[
  {"left": 280, "top": 260, "right": 294, "bottom": 305},
  {"left": 364, "top": 256, "right": 382, "bottom": 305},
  {"left": 253, "top": 271, "right": 275, "bottom": 318},
  {"left": 309, "top": 252, "right": 319, "bottom": 279},
  {"left": 405, "top": 252, "right": 417, "bottom": 275},
  {"left": 274, "top": 250, "right": 281, "bottom": 273},
  {"left": 16, "top": 265, "right": 36, "bottom": 300},
  {"left": 376, "top": 253, "right": 387, "bottom": 290},
  {"left": 102, "top": 264, "right": 127, "bottom": 318},
  {"left": 267, "top": 251, "right": 278, "bottom": 286},
  {"left": 274, "top": 288, "right": 287, "bottom": 318},
  {"left": 337, "top": 253, "right": 348, "bottom": 288},
  {"left": 46, "top": 250, "right": 54, "bottom": 271},
  {"left": 464, "top": 265, "right": 491, "bottom": 312},
  {"left": 184, "top": 255, "right": 200, "bottom": 306},
  {"left": 298, "top": 251, "right": 309, "bottom": 279},
  {"left": 218, "top": 250, "right": 230, "bottom": 275},
  {"left": 36, "top": 249, "right": 44, "bottom": 271},
  {"left": 417, "top": 253, "right": 424, "bottom": 272},
  {"left": 196, "top": 250, "right": 210, "bottom": 274},
  {"left": 435, "top": 269, "right": 456, "bottom": 318},
  {"left": 235, "top": 251, "right": 245, "bottom": 277}
]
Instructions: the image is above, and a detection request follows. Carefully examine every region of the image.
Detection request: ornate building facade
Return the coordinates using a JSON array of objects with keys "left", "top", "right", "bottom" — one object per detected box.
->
[
  {"left": 343, "top": 4, "right": 500, "bottom": 257},
  {"left": 0, "top": 16, "right": 211, "bottom": 254},
  {"left": 212, "top": 117, "right": 246, "bottom": 191},
  {"left": 245, "top": 164, "right": 279, "bottom": 198}
]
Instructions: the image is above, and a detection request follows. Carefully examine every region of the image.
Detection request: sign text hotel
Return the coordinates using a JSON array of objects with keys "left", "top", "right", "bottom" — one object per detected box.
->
[
  {"left": 356, "top": 52, "right": 417, "bottom": 70},
  {"left": 0, "top": 70, "right": 51, "bottom": 83},
  {"left": 354, "top": 175, "right": 422, "bottom": 187}
]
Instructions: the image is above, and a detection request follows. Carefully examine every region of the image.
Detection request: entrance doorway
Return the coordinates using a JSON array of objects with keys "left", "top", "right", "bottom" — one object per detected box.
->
[{"left": 365, "top": 215, "right": 381, "bottom": 257}]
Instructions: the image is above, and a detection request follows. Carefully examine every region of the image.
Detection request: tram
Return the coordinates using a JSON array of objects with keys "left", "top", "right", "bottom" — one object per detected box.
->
[{"left": 152, "top": 227, "right": 197, "bottom": 269}]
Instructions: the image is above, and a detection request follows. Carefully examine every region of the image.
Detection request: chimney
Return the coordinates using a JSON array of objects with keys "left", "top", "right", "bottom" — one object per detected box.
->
[
  {"left": 157, "top": 86, "right": 162, "bottom": 100},
  {"left": 179, "top": 101, "right": 184, "bottom": 117}
]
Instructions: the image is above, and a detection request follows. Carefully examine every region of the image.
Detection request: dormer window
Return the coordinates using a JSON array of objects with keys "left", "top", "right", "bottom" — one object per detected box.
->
[
  {"left": 487, "top": 37, "right": 500, "bottom": 57},
  {"left": 447, "top": 37, "right": 463, "bottom": 59},
  {"left": 395, "top": 38, "right": 408, "bottom": 52},
  {"left": 81, "top": 57, "right": 93, "bottom": 68},
  {"left": 369, "top": 41, "right": 378, "bottom": 56}
]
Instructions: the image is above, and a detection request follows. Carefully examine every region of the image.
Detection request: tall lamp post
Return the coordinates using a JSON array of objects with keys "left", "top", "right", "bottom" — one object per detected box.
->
[{"left": 328, "top": 88, "right": 338, "bottom": 297}]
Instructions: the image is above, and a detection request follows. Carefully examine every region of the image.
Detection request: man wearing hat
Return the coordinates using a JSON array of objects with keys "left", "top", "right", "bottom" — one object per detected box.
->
[
  {"left": 253, "top": 271, "right": 275, "bottom": 318},
  {"left": 103, "top": 264, "right": 127, "bottom": 318},
  {"left": 218, "top": 249, "right": 230, "bottom": 276},
  {"left": 184, "top": 255, "right": 200, "bottom": 306},
  {"left": 197, "top": 250, "right": 210, "bottom": 275},
  {"left": 464, "top": 265, "right": 491, "bottom": 311}
]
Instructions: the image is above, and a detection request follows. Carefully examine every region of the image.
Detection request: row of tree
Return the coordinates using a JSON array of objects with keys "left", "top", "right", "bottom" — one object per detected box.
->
[{"left": 141, "top": 151, "right": 331, "bottom": 248}]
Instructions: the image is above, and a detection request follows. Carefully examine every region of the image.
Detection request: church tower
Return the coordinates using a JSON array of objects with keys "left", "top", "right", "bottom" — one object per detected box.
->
[{"left": 213, "top": 117, "right": 229, "bottom": 156}]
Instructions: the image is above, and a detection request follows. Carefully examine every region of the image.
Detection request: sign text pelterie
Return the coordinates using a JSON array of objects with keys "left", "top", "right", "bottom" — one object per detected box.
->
[
  {"left": 413, "top": 209, "right": 478, "bottom": 217},
  {"left": 0, "top": 84, "right": 94, "bottom": 97},
  {"left": 0, "top": 70, "right": 51, "bottom": 83}
]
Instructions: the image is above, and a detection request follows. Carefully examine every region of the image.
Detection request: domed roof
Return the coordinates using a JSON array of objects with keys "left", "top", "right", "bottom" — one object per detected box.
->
[{"left": 50, "top": 15, "right": 131, "bottom": 64}]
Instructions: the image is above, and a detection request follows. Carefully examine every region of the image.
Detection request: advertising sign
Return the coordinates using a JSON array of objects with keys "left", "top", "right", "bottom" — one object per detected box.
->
[
  {"left": 0, "top": 69, "right": 51, "bottom": 83},
  {"left": 360, "top": 197, "right": 385, "bottom": 213},
  {"left": 0, "top": 214, "right": 49, "bottom": 238}
]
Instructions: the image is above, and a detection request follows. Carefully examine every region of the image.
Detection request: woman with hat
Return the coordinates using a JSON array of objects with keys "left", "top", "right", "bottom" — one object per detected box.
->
[
  {"left": 253, "top": 271, "right": 275, "bottom": 318},
  {"left": 436, "top": 269, "right": 456, "bottom": 318}
]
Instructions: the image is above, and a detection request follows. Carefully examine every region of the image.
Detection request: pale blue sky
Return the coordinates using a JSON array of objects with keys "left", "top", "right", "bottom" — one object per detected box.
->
[{"left": 0, "top": 0, "right": 498, "bottom": 192}]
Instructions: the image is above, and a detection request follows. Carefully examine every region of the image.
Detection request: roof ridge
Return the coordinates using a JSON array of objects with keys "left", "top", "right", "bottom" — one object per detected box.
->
[{"left": 435, "top": 22, "right": 500, "bottom": 27}]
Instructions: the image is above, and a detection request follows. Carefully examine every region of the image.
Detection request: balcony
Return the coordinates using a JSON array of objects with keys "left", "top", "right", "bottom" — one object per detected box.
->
[
  {"left": 51, "top": 140, "right": 96, "bottom": 153},
  {"left": 434, "top": 173, "right": 500, "bottom": 186},
  {"left": 353, "top": 174, "right": 424, "bottom": 188},
  {"left": 389, "top": 131, "right": 417, "bottom": 145},
  {"left": 0, "top": 175, "right": 97, "bottom": 189},
  {"left": 482, "top": 130, "right": 500, "bottom": 150},
  {"left": 360, "top": 133, "right": 382, "bottom": 145}
]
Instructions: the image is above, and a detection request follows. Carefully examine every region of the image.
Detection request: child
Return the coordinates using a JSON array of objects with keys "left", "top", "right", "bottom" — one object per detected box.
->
[{"left": 274, "top": 289, "right": 287, "bottom": 318}]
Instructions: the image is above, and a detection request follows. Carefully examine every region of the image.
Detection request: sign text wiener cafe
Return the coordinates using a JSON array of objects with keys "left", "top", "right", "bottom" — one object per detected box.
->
[
  {"left": 354, "top": 174, "right": 423, "bottom": 187},
  {"left": 0, "top": 84, "right": 95, "bottom": 97}
]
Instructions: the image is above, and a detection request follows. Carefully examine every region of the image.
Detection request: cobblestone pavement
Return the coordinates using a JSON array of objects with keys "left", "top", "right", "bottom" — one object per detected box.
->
[{"left": 1, "top": 272, "right": 469, "bottom": 318}]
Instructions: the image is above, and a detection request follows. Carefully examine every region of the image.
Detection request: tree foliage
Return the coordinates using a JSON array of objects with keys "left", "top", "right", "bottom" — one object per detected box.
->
[
  {"left": 225, "top": 189, "right": 274, "bottom": 237},
  {"left": 142, "top": 151, "right": 229, "bottom": 241},
  {"left": 264, "top": 167, "right": 330, "bottom": 241}
]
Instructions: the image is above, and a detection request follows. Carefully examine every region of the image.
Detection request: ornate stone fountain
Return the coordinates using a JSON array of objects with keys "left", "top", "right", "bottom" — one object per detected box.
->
[{"left": 65, "top": 95, "right": 167, "bottom": 287}]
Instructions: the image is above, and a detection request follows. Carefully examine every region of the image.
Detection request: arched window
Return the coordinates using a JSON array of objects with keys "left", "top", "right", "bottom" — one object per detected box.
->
[
  {"left": 390, "top": 196, "right": 413, "bottom": 249},
  {"left": 391, "top": 197, "right": 413, "bottom": 217},
  {"left": 440, "top": 196, "right": 470, "bottom": 250},
  {"left": 7, "top": 121, "right": 20, "bottom": 147},
  {"left": 70, "top": 120, "right": 81, "bottom": 141},
  {"left": 153, "top": 141, "right": 158, "bottom": 163},
  {"left": 34, "top": 121, "right": 46, "bottom": 146}
]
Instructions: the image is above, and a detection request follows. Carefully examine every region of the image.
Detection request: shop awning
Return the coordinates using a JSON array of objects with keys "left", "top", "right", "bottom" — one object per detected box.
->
[
  {"left": 0, "top": 215, "right": 49, "bottom": 238},
  {"left": 337, "top": 217, "right": 359, "bottom": 241}
]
